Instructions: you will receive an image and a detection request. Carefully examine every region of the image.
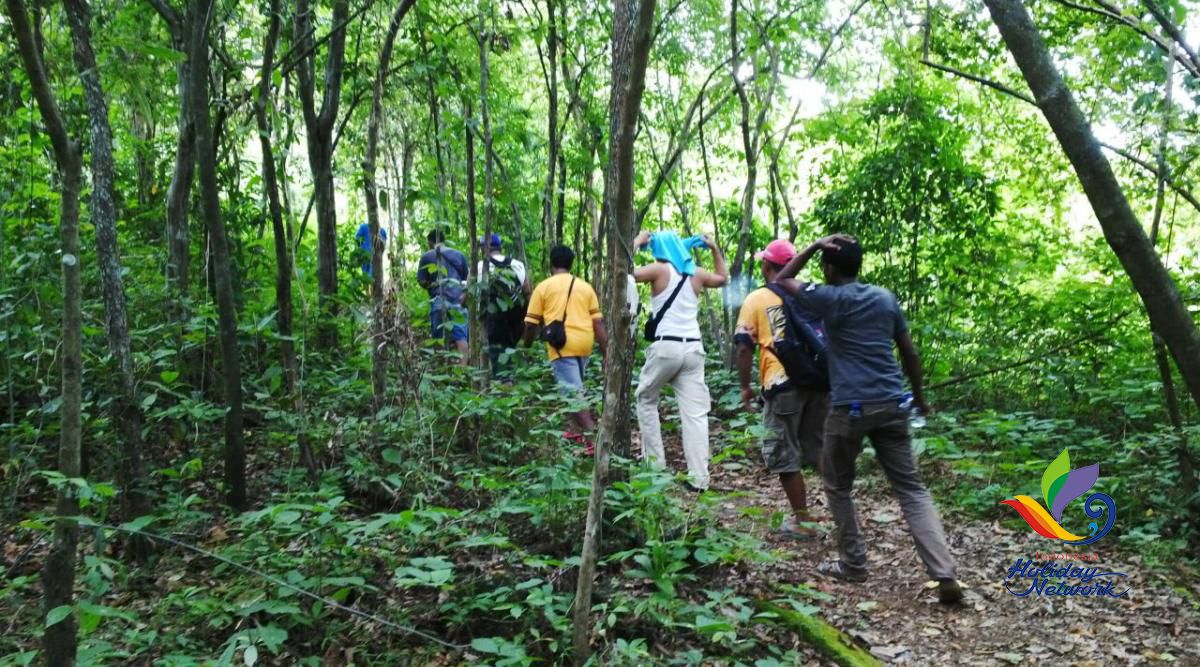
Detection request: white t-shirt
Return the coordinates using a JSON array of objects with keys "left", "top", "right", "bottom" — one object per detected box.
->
[{"left": 476, "top": 254, "right": 527, "bottom": 287}]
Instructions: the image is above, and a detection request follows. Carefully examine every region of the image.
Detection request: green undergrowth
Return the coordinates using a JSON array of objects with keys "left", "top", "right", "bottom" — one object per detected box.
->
[
  {"left": 3, "top": 362, "right": 832, "bottom": 666},
  {"left": 912, "top": 409, "right": 1200, "bottom": 567}
]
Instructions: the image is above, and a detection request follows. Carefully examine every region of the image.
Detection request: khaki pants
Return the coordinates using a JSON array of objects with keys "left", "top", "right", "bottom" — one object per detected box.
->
[
  {"left": 637, "top": 340, "right": 711, "bottom": 489},
  {"left": 823, "top": 401, "right": 957, "bottom": 580}
]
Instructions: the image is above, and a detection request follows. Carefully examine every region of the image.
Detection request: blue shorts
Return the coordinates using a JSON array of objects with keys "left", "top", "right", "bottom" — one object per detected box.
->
[
  {"left": 430, "top": 298, "right": 468, "bottom": 343},
  {"left": 551, "top": 356, "right": 589, "bottom": 396}
]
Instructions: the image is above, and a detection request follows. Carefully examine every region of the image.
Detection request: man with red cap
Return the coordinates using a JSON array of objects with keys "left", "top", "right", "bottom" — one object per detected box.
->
[{"left": 735, "top": 239, "right": 830, "bottom": 539}]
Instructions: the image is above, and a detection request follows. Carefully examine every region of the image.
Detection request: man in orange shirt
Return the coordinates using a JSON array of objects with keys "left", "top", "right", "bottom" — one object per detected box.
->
[
  {"left": 523, "top": 245, "right": 608, "bottom": 435},
  {"left": 735, "top": 239, "right": 829, "bottom": 539}
]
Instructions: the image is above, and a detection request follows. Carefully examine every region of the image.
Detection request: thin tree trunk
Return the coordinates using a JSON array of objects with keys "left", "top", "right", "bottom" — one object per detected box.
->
[
  {"left": 572, "top": 0, "right": 656, "bottom": 661},
  {"left": 256, "top": 0, "right": 299, "bottom": 400},
  {"left": 364, "top": 0, "right": 418, "bottom": 405},
  {"left": 190, "top": 0, "right": 245, "bottom": 510},
  {"left": 399, "top": 136, "right": 415, "bottom": 277},
  {"left": 164, "top": 34, "right": 194, "bottom": 307},
  {"left": 983, "top": 0, "right": 1200, "bottom": 412},
  {"left": 542, "top": 0, "right": 560, "bottom": 253},
  {"left": 6, "top": 0, "right": 83, "bottom": 661},
  {"left": 729, "top": 0, "right": 755, "bottom": 279},
  {"left": 295, "top": 0, "right": 350, "bottom": 349},
  {"left": 1146, "top": 44, "right": 1196, "bottom": 510},
  {"left": 465, "top": 101, "right": 484, "bottom": 372},
  {"left": 63, "top": 0, "right": 148, "bottom": 533},
  {"left": 480, "top": 6, "right": 498, "bottom": 369},
  {"left": 698, "top": 98, "right": 730, "bottom": 358}
]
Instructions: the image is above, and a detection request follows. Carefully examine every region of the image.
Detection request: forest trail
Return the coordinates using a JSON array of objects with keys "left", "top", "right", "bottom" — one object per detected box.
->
[{"left": 657, "top": 433, "right": 1200, "bottom": 666}]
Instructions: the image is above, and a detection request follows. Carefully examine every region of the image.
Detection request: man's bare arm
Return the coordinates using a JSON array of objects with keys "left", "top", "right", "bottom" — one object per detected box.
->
[{"left": 593, "top": 318, "right": 609, "bottom": 357}]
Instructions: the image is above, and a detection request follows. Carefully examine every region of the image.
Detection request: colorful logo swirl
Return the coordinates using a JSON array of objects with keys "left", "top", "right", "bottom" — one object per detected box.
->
[{"left": 1001, "top": 448, "right": 1116, "bottom": 546}]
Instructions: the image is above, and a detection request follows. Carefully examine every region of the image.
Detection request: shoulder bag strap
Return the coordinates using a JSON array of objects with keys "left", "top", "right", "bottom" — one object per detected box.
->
[
  {"left": 560, "top": 277, "right": 576, "bottom": 325},
  {"left": 649, "top": 271, "right": 688, "bottom": 330}
]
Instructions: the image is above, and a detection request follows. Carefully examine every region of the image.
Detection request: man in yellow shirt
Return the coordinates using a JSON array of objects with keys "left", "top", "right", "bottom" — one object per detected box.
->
[
  {"left": 523, "top": 245, "right": 608, "bottom": 436},
  {"left": 735, "top": 239, "right": 830, "bottom": 539}
]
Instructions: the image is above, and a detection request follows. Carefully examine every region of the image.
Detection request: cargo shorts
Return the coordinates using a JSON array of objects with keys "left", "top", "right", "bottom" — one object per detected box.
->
[{"left": 761, "top": 387, "right": 830, "bottom": 474}]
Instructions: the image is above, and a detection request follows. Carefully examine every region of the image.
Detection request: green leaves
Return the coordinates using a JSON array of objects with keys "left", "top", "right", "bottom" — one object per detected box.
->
[{"left": 45, "top": 605, "right": 72, "bottom": 628}]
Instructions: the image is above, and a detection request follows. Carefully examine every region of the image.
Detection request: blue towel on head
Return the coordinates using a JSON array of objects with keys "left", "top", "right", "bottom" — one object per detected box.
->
[{"left": 644, "top": 231, "right": 707, "bottom": 276}]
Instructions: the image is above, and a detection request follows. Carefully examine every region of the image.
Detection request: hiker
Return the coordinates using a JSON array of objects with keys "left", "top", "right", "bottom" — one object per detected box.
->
[
  {"left": 354, "top": 222, "right": 387, "bottom": 276},
  {"left": 476, "top": 233, "right": 531, "bottom": 379},
  {"left": 735, "top": 239, "right": 830, "bottom": 538},
  {"left": 632, "top": 230, "right": 727, "bottom": 491},
  {"left": 775, "top": 234, "right": 963, "bottom": 604},
  {"left": 416, "top": 228, "right": 469, "bottom": 363},
  {"left": 523, "top": 245, "right": 608, "bottom": 443}
]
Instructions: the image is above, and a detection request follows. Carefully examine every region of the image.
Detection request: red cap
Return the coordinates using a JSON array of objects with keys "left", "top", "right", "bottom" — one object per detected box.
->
[{"left": 754, "top": 239, "right": 797, "bottom": 265}]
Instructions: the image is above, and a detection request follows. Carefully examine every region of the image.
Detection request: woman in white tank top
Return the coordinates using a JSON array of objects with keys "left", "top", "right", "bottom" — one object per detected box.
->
[{"left": 631, "top": 232, "right": 729, "bottom": 491}]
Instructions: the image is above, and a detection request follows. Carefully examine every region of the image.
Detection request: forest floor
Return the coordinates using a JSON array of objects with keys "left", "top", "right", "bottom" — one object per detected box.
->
[{"left": 658, "top": 432, "right": 1200, "bottom": 666}]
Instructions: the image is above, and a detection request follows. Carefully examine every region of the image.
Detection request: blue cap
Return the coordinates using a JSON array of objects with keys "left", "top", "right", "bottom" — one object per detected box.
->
[{"left": 483, "top": 233, "right": 502, "bottom": 249}]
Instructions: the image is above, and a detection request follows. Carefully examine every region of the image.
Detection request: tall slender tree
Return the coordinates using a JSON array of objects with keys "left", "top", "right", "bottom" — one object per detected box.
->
[
  {"left": 189, "top": 0, "right": 246, "bottom": 510},
  {"left": 5, "top": 0, "right": 83, "bottom": 661},
  {"left": 364, "top": 0, "right": 418, "bottom": 404},
  {"left": 147, "top": 0, "right": 195, "bottom": 310},
  {"left": 295, "top": 0, "right": 351, "bottom": 349},
  {"left": 255, "top": 0, "right": 299, "bottom": 398},
  {"left": 572, "top": 0, "right": 657, "bottom": 660},
  {"left": 63, "top": 0, "right": 149, "bottom": 534}
]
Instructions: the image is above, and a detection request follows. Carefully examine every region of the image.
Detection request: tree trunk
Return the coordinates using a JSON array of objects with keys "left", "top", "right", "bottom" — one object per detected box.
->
[
  {"left": 542, "top": 0, "right": 560, "bottom": 254},
  {"left": 295, "top": 0, "right": 350, "bottom": 350},
  {"left": 728, "top": 0, "right": 755, "bottom": 280},
  {"left": 363, "top": 0, "right": 418, "bottom": 406},
  {"left": 190, "top": 0, "right": 246, "bottom": 510},
  {"left": 1146, "top": 43, "right": 1196, "bottom": 513},
  {"left": 63, "top": 0, "right": 148, "bottom": 532},
  {"left": 572, "top": 0, "right": 657, "bottom": 661},
  {"left": 465, "top": 101, "right": 484, "bottom": 372},
  {"left": 479, "top": 7, "right": 498, "bottom": 370},
  {"left": 256, "top": 0, "right": 299, "bottom": 402},
  {"left": 5, "top": 0, "right": 83, "bottom": 661},
  {"left": 983, "top": 0, "right": 1200, "bottom": 412},
  {"left": 164, "top": 33, "right": 194, "bottom": 308}
]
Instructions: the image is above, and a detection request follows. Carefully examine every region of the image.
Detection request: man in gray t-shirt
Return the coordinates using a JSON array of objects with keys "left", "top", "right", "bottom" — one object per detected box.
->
[{"left": 775, "top": 234, "right": 962, "bottom": 605}]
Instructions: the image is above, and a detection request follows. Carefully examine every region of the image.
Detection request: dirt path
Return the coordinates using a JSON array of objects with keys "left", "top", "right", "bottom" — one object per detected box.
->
[{"left": 662, "top": 435, "right": 1200, "bottom": 666}]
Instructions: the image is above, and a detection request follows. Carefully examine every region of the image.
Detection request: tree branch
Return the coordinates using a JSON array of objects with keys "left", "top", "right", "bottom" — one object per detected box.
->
[
  {"left": 1140, "top": 0, "right": 1200, "bottom": 74},
  {"left": 921, "top": 59, "right": 1034, "bottom": 104},
  {"left": 921, "top": 58, "right": 1200, "bottom": 217}
]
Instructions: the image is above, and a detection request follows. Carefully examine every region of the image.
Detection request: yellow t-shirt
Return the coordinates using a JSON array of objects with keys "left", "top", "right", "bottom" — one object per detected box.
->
[
  {"left": 735, "top": 287, "right": 789, "bottom": 389},
  {"left": 525, "top": 273, "right": 602, "bottom": 359}
]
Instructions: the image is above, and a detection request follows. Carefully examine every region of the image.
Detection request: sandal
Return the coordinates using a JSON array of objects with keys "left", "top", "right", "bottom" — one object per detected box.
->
[
  {"left": 815, "top": 559, "right": 868, "bottom": 582},
  {"left": 777, "top": 515, "right": 818, "bottom": 540}
]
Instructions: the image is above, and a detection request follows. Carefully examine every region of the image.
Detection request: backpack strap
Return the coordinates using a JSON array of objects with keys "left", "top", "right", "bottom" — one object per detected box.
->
[{"left": 488, "top": 255, "right": 513, "bottom": 269}]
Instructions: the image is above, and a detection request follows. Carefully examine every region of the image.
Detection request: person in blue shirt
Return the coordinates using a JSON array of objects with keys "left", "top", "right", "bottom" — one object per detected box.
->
[
  {"left": 355, "top": 222, "right": 387, "bottom": 276},
  {"left": 416, "top": 228, "right": 469, "bottom": 363},
  {"left": 774, "top": 234, "right": 962, "bottom": 605}
]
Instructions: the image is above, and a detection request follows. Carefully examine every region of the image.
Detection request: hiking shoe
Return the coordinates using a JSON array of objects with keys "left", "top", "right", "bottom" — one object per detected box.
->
[
  {"left": 815, "top": 559, "right": 868, "bottom": 582},
  {"left": 777, "top": 515, "right": 817, "bottom": 541},
  {"left": 937, "top": 579, "right": 964, "bottom": 605}
]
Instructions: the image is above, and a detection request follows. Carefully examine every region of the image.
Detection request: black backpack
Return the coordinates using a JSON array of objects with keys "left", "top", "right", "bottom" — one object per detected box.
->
[
  {"left": 763, "top": 284, "right": 830, "bottom": 391},
  {"left": 482, "top": 256, "right": 527, "bottom": 346}
]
